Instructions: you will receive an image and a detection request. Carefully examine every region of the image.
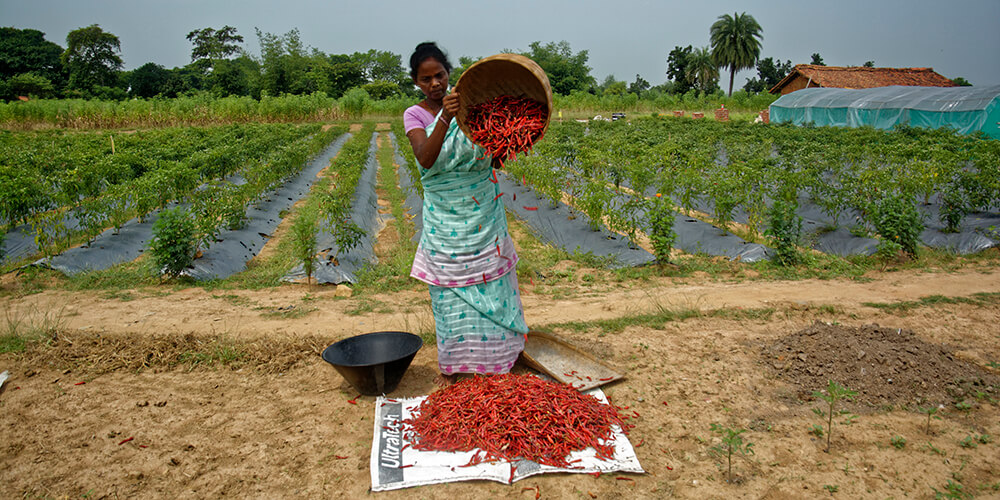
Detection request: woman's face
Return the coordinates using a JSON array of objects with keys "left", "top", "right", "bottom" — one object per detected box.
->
[{"left": 414, "top": 58, "right": 449, "bottom": 100}]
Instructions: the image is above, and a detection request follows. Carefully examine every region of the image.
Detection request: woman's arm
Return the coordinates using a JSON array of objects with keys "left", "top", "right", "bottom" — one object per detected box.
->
[{"left": 407, "top": 91, "right": 461, "bottom": 169}]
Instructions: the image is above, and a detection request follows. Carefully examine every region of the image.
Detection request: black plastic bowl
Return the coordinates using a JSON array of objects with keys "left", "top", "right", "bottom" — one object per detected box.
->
[{"left": 321, "top": 331, "right": 423, "bottom": 395}]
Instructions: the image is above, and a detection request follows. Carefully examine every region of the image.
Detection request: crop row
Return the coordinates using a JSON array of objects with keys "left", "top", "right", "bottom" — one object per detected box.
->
[
  {"left": 1, "top": 124, "right": 344, "bottom": 259},
  {"left": 508, "top": 118, "right": 1000, "bottom": 256}
]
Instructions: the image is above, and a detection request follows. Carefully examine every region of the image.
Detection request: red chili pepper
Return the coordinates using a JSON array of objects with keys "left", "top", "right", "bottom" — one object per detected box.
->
[
  {"left": 589, "top": 471, "right": 602, "bottom": 478},
  {"left": 599, "top": 377, "right": 614, "bottom": 381},
  {"left": 637, "top": 438, "right": 645, "bottom": 447},
  {"left": 523, "top": 206, "right": 538, "bottom": 211},
  {"left": 400, "top": 373, "right": 627, "bottom": 469},
  {"left": 662, "top": 401, "right": 668, "bottom": 406},
  {"left": 74, "top": 381, "right": 86, "bottom": 386},
  {"left": 334, "top": 455, "right": 349, "bottom": 459},
  {"left": 491, "top": 169, "right": 499, "bottom": 184},
  {"left": 616, "top": 476, "right": 634, "bottom": 481},
  {"left": 118, "top": 437, "right": 134, "bottom": 445},
  {"left": 347, "top": 395, "right": 360, "bottom": 405},
  {"left": 493, "top": 192, "right": 504, "bottom": 201},
  {"left": 399, "top": 464, "right": 413, "bottom": 469},
  {"left": 472, "top": 196, "right": 479, "bottom": 205},
  {"left": 466, "top": 95, "right": 547, "bottom": 168},
  {"left": 666, "top": 465, "right": 673, "bottom": 470},
  {"left": 139, "top": 445, "right": 148, "bottom": 449}
]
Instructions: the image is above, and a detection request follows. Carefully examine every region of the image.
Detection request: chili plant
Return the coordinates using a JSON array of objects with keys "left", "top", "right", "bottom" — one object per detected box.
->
[
  {"left": 918, "top": 405, "right": 943, "bottom": 435},
  {"left": 647, "top": 193, "right": 677, "bottom": 263},
  {"left": 708, "top": 423, "right": 754, "bottom": 483},
  {"left": 764, "top": 195, "right": 803, "bottom": 266},
  {"left": 291, "top": 204, "right": 320, "bottom": 284},
  {"left": 869, "top": 192, "right": 923, "bottom": 259},
  {"left": 149, "top": 207, "right": 197, "bottom": 280},
  {"left": 812, "top": 380, "right": 857, "bottom": 453}
]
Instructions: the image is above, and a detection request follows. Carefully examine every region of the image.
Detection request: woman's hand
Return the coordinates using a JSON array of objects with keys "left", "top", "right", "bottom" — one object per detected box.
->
[{"left": 441, "top": 88, "right": 460, "bottom": 121}]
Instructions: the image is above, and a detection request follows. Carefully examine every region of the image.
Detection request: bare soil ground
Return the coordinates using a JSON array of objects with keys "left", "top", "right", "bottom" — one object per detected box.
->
[{"left": 2, "top": 265, "right": 999, "bottom": 499}]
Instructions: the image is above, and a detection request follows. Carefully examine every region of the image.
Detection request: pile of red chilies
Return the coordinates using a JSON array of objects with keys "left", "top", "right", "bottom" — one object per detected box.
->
[
  {"left": 401, "top": 373, "right": 629, "bottom": 468},
  {"left": 466, "top": 95, "right": 547, "bottom": 168}
]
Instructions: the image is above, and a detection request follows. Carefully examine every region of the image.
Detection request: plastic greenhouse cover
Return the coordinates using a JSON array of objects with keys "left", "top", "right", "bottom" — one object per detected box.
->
[
  {"left": 282, "top": 133, "right": 380, "bottom": 285},
  {"left": 772, "top": 85, "right": 1000, "bottom": 112},
  {"left": 770, "top": 85, "right": 1000, "bottom": 138}
]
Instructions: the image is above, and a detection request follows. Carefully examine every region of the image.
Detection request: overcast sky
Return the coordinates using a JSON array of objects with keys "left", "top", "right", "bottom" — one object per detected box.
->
[{"left": 3, "top": 0, "right": 999, "bottom": 87}]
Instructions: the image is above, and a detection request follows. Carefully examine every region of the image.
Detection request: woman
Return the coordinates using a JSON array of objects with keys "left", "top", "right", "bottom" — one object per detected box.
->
[{"left": 403, "top": 42, "right": 528, "bottom": 383}]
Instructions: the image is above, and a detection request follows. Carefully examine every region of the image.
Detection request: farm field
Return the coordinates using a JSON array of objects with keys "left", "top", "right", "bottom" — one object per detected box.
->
[{"left": 2, "top": 118, "right": 999, "bottom": 499}]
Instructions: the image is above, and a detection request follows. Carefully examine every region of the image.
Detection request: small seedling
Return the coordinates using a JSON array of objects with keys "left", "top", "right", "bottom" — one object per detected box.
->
[
  {"left": 708, "top": 423, "right": 754, "bottom": 484},
  {"left": 812, "top": 380, "right": 857, "bottom": 453},
  {"left": 809, "top": 424, "right": 825, "bottom": 438},
  {"left": 932, "top": 478, "right": 972, "bottom": 499},
  {"left": 823, "top": 484, "right": 839, "bottom": 494},
  {"left": 958, "top": 435, "right": 977, "bottom": 449},
  {"left": 918, "top": 405, "right": 943, "bottom": 434},
  {"left": 921, "top": 441, "right": 946, "bottom": 456},
  {"left": 890, "top": 435, "right": 907, "bottom": 449},
  {"left": 977, "top": 433, "right": 992, "bottom": 445}
]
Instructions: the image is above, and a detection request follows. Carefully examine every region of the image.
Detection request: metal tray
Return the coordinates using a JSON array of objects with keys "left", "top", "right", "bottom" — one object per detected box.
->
[{"left": 519, "top": 330, "right": 624, "bottom": 391}]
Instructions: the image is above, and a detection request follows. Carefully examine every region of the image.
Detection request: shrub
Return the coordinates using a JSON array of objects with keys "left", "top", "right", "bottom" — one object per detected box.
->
[
  {"left": 290, "top": 204, "right": 320, "bottom": 284},
  {"left": 870, "top": 193, "right": 923, "bottom": 258},
  {"left": 765, "top": 197, "right": 803, "bottom": 266},
  {"left": 149, "top": 207, "right": 197, "bottom": 279},
  {"left": 339, "top": 87, "right": 371, "bottom": 118},
  {"left": 647, "top": 194, "right": 676, "bottom": 263}
]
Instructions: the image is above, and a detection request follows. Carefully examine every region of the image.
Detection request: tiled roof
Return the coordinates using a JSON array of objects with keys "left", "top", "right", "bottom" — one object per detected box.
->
[{"left": 770, "top": 65, "right": 957, "bottom": 94}]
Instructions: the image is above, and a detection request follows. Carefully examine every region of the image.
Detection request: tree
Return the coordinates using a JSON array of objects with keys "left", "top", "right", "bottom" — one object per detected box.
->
[
  {"left": 129, "top": 62, "right": 171, "bottom": 98},
  {"left": 521, "top": 41, "right": 594, "bottom": 96},
  {"left": 4, "top": 73, "right": 56, "bottom": 99},
  {"left": 742, "top": 56, "right": 792, "bottom": 93},
  {"left": 0, "top": 28, "right": 65, "bottom": 88},
  {"left": 255, "top": 28, "right": 306, "bottom": 96},
  {"left": 351, "top": 49, "right": 409, "bottom": 94},
  {"left": 209, "top": 55, "right": 260, "bottom": 97},
  {"left": 951, "top": 77, "right": 972, "bottom": 86},
  {"left": 362, "top": 80, "right": 399, "bottom": 99},
  {"left": 186, "top": 26, "right": 244, "bottom": 71},
  {"left": 599, "top": 74, "right": 626, "bottom": 96},
  {"left": 710, "top": 11, "right": 763, "bottom": 97},
  {"left": 628, "top": 74, "right": 650, "bottom": 95},
  {"left": 61, "top": 24, "right": 123, "bottom": 92},
  {"left": 324, "top": 54, "right": 365, "bottom": 98},
  {"left": 666, "top": 45, "right": 694, "bottom": 95},
  {"left": 862, "top": 60, "right": 875, "bottom": 68},
  {"left": 685, "top": 46, "right": 719, "bottom": 94},
  {"left": 810, "top": 53, "right": 825, "bottom": 66}
]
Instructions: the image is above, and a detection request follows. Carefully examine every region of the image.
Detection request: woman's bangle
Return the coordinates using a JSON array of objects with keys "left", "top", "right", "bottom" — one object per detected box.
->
[{"left": 438, "top": 115, "right": 450, "bottom": 128}]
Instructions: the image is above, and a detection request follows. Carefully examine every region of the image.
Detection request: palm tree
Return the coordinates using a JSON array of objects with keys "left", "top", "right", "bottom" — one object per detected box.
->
[
  {"left": 685, "top": 46, "right": 718, "bottom": 94},
  {"left": 710, "top": 12, "right": 763, "bottom": 97}
]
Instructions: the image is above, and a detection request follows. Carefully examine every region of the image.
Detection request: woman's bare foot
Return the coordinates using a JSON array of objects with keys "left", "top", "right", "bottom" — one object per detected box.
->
[{"left": 433, "top": 373, "right": 458, "bottom": 387}]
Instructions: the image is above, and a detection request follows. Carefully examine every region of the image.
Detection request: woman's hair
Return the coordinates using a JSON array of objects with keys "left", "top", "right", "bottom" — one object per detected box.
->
[{"left": 409, "top": 42, "right": 452, "bottom": 80}]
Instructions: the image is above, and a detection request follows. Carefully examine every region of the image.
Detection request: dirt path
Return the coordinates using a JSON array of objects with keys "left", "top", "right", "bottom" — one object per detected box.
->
[{"left": 4, "top": 267, "right": 998, "bottom": 342}]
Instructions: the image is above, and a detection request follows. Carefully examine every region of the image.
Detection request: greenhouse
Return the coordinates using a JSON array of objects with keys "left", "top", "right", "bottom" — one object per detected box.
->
[{"left": 769, "top": 85, "right": 1000, "bottom": 139}]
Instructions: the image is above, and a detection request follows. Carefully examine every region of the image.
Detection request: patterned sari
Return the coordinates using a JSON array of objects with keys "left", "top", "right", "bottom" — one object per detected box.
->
[{"left": 409, "top": 110, "right": 528, "bottom": 374}]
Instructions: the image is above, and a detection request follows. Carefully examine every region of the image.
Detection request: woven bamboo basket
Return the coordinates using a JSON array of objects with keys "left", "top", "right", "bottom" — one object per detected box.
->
[{"left": 454, "top": 53, "right": 553, "bottom": 145}]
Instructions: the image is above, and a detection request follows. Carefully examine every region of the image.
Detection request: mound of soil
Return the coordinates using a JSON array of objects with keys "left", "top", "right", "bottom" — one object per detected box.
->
[{"left": 762, "top": 321, "right": 1000, "bottom": 408}]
